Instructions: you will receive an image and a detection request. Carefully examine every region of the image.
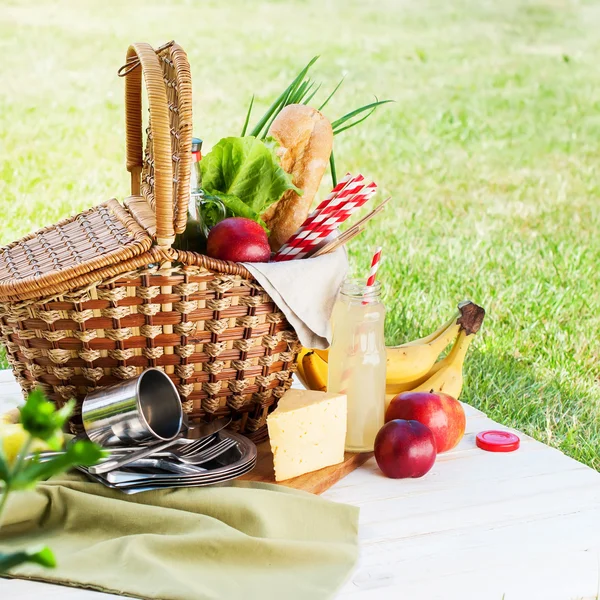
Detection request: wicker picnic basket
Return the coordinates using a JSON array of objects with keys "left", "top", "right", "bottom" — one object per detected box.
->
[{"left": 0, "top": 41, "right": 300, "bottom": 441}]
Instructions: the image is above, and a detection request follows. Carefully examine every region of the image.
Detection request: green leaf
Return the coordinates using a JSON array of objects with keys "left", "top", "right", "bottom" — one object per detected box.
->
[
  {"left": 331, "top": 99, "right": 394, "bottom": 131},
  {"left": 19, "top": 390, "right": 74, "bottom": 442},
  {"left": 11, "top": 441, "right": 105, "bottom": 490},
  {"left": 43, "top": 431, "right": 64, "bottom": 452},
  {"left": 262, "top": 78, "right": 316, "bottom": 139},
  {"left": 195, "top": 193, "right": 227, "bottom": 231},
  {"left": 303, "top": 83, "right": 322, "bottom": 105},
  {"left": 240, "top": 94, "right": 254, "bottom": 137},
  {"left": 68, "top": 440, "right": 107, "bottom": 466},
  {"left": 0, "top": 546, "right": 56, "bottom": 572},
  {"left": 200, "top": 137, "right": 300, "bottom": 218},
  {"left": 290, "top": 80, "right": 312, "bottom": 104},
  {"left": 333, "top": 108, "right": 377, "bottom": 135},
  {"left": 212, "top": 194, "right": 261, "bottom": 221},
  {"left": 263, "top": 86, "right": 295, "bottom": 139},
  {"left": 209, "top": 194, "right": 269, "bottom": 232},
  {"left": 248, "top": 94, "right": 285, "bottom": 140},
  {"left": 248, "top": 56, "right": 319, "bottom": 138},
  {"left": 330, "top": 150, "right": 338, "bottom": 187},
  {"left": 319, "top": 77, "right": 344, "bottom": 111}
]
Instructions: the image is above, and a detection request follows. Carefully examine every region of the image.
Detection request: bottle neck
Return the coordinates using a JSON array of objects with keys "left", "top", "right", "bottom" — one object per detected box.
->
[
  {"left": 190, "top": 137, "right": 203, "bottom": 194},
  {"left": 339, "top": 278, "right": 382, "bottom": 304}
]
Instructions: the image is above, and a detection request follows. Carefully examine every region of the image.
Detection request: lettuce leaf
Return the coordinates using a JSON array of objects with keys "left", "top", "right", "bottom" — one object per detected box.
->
[
  {"left": 200, "top": 136, "right": 300, "bottom": 219},
  {"left": 210, "top": 193, "right": 269, "bottom": 231}
]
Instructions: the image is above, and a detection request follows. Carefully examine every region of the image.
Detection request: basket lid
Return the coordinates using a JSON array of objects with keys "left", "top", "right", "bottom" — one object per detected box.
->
[{"left": 0, "top": 200, "right": 153, "bottom": 301}]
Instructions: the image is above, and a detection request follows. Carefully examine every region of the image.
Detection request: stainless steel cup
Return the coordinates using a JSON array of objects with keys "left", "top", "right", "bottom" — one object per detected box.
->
[{"left": 82, "top": 369, "right": 183, "bottom": 445}]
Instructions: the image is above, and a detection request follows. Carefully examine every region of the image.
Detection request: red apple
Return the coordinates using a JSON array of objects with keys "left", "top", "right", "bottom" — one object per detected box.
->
[
  {"left": 374, "top": 419, "right": 437, "bottom": 479},
  {"left": 206, "top": 217, "right": 270, "bottom": 263},
  {"left": 385, "top": 392, "right": 466, "bottom": 453}
]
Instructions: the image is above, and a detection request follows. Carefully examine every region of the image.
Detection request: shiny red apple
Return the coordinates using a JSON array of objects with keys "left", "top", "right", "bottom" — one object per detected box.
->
[
  {"left": 206, "top": 217, "right": 270, "bottom": 263},
  {"left": 374, "top": 419, "right": 437, "bottom": 479},
  {"left": 385, "top": 391, "right": 466, "bottom": 453}
]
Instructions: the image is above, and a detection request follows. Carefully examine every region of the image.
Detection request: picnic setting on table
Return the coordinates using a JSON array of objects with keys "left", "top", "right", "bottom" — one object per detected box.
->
[{"left": 0, "top": 40, "right": 599, "bottom": 600}]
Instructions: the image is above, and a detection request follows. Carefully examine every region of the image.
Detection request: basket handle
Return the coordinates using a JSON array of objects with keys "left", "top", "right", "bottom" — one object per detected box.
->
[{"left": 122, "top": 42, "right": 175, "bottom": 246}]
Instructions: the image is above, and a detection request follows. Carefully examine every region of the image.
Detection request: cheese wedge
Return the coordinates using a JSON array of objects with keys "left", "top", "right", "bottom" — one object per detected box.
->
[{"left": 267, "top": 389, "right": 347, "bottom": 481}]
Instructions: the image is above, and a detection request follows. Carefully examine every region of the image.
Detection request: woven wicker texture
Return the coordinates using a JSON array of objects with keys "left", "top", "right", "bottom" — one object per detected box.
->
[
  {"left": 0, "top": 41, "right": 300, "bottom": 439},
  {"left": 0, "top": 265, "right": 299, "bottom": 439},
  {"left": 0, "top": 200, "right": 152, "bottom": 299}
]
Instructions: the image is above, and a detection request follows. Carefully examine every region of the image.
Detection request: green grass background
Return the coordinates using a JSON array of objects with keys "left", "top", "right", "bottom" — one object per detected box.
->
[{"left": 1, "top": 0, "right": 599, "bottom": 468}]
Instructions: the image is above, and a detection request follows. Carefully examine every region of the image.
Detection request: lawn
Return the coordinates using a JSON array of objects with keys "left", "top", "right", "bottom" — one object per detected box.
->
[{"left": 1, "top": 0, "right": 599, "bottom": 469}]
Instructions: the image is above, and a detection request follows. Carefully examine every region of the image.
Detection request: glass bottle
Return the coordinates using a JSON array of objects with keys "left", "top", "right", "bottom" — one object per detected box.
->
[
  {"left": 189, "top": 136, "right": 203, "bottom": 196},
  {"left": 327, "top": 279, "right": 386, "bottom": 452},
  {"left": 174, "top": 137, "right": 204, "bottom": 251},
  {"left": 175, "top": 137, "right": 226, "bottom": 251}
]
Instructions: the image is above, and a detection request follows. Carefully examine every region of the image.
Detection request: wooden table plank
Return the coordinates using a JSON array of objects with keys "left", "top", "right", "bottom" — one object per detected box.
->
[
  {"left": 1, "top": 370, "right": 600, "bottom": 600},
  {"left": 323, "top": 408, "right": 600, "bottom": 600}
]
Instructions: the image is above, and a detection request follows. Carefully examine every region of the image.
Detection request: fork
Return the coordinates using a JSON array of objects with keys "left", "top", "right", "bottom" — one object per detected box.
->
[
  {"left": 89, "top": 435, "right": 215, "bottom": 475},
  {"left": 34, "top": 437, "right": 213, "bottom": 464},
  {"left": 175, "top": 437, "right": 237, "bottom": 465},
  {"left": 103, "top": 438, "right": 238, "bottom": 484}
]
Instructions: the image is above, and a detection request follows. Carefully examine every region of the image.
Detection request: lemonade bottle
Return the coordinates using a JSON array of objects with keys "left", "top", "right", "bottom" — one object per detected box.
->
[{"left": 328, "top": 278, "right": 386, "bottom": 452}]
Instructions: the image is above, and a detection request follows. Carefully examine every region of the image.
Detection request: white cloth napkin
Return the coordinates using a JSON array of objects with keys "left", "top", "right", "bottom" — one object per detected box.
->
[{"left": 242, "top": 248, "right": 348, "bottom": 349}]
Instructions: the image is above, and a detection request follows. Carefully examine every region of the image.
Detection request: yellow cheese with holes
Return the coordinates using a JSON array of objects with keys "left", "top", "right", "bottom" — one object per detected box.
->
[{"left": 267, "top": 389, "right": 347, "bottom": 481}]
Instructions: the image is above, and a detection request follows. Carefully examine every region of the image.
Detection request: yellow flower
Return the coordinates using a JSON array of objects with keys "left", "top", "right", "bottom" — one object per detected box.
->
[{"left": 0, "top": 423, "right": 60, "bottom": 464}]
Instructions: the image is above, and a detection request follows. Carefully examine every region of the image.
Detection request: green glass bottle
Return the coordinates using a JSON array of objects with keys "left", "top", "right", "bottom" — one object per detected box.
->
[{"left": 175, "top": 137, "right": 226, "bottom": 252}]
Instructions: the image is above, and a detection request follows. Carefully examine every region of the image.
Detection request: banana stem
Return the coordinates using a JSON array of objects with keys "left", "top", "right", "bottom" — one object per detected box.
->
[{"left": 457, "top": 301, "right": 485, "bottom": 335}]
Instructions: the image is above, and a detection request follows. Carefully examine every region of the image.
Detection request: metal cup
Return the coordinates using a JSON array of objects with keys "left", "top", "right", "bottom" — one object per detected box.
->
[{"left": 82, "top": 368, "right": 183, "bottom": 445}]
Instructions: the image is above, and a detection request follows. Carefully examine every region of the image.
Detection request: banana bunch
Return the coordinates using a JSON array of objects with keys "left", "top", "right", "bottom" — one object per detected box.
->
[
  {"left": 297, "top": 300, "right": 485, "bottom": 401},
  {"left": 296, "top": 347, "right": 328, "bottom": 392}
]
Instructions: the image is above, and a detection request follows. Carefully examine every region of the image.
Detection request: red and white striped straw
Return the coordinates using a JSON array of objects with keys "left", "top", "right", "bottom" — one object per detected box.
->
[
  {"left": 274, "top": 173, "right": 364, "bottom": 259},
  {"left": 304, "top": 172, "right": 356, "bottom": 223},
  {"left": 366, "top": 246, "right": 382, "bottom": 287},
  {"left": 363, "top": 247, "right": 382, "bottom": 304},
  {"left": 274, "top": 178, "right": 377, "bottom": 261}
]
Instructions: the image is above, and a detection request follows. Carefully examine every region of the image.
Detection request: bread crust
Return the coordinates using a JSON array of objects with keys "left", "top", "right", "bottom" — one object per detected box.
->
[{"left": 262, "top": 104, "right": 333, "bottom": 251}]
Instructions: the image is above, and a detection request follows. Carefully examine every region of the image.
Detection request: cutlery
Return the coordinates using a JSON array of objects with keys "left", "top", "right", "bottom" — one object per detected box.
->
[
  {"left": 104, "top": 437, "right": 238, "bottom": 484},
  {"left": 89, "top": 418, "right": 230, "bottom": 474},
  {"left": 122, "top": 458, "right": 205, "bottom": 475},
  {"left": 104, "top": 461, "right": 207, "bottom": 483},
  {"left": 36, "top": 431, "right": 217, "bottom": 465},
  {"left": 172, "top": 437, "right": 238, "bottom": 465},
  {"left": 81, "top": 458, "right": 256, "bottom": 494},
  {"left": 106, "top": 458, "right": 257, "bottom": 489},
  {"left": 90, "top": 436, "right": 201, "bottom": 475},
  {"left": 78, "top": 431, "right": 257, "bottom": 493}
]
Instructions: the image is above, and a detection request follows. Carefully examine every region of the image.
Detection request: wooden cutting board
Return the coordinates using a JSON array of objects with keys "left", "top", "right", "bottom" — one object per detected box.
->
[{"left": 240, "top": 442, "right": 373, "bottom": 494}]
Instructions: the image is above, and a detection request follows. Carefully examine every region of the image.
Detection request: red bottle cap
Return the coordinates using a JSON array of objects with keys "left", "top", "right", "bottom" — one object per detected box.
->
[{"left": 476, "top": 430, "right": 520, "bottom": 452}]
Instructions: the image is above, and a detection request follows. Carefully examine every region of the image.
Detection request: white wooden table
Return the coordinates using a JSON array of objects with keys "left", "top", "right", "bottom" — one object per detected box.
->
[{"left": 1, "top": 369, "right": 599, "bottom": 600}]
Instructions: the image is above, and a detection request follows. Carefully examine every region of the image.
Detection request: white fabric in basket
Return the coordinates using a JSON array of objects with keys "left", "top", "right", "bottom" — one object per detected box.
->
[{"left": 242, "top": 248, "right": 348, "bottom": 349}]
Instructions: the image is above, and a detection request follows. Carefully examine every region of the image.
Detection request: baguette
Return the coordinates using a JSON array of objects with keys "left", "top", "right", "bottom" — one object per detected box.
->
[{"left": 262, "top": 104, "right": 333, "bottom": 251}]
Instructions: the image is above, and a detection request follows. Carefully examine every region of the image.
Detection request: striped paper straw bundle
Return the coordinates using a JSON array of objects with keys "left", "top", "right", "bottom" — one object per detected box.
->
[
  {"left": 274, "top": 173, "right": 377, "bottom": 262},
  {"left": 298, "top": 172, "right": 360, "bottom": 229}
]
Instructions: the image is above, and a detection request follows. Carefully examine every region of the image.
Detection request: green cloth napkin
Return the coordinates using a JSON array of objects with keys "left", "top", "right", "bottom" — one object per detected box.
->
[{"left": 0, "top": 473, "right": 359, "bottom": 600}]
